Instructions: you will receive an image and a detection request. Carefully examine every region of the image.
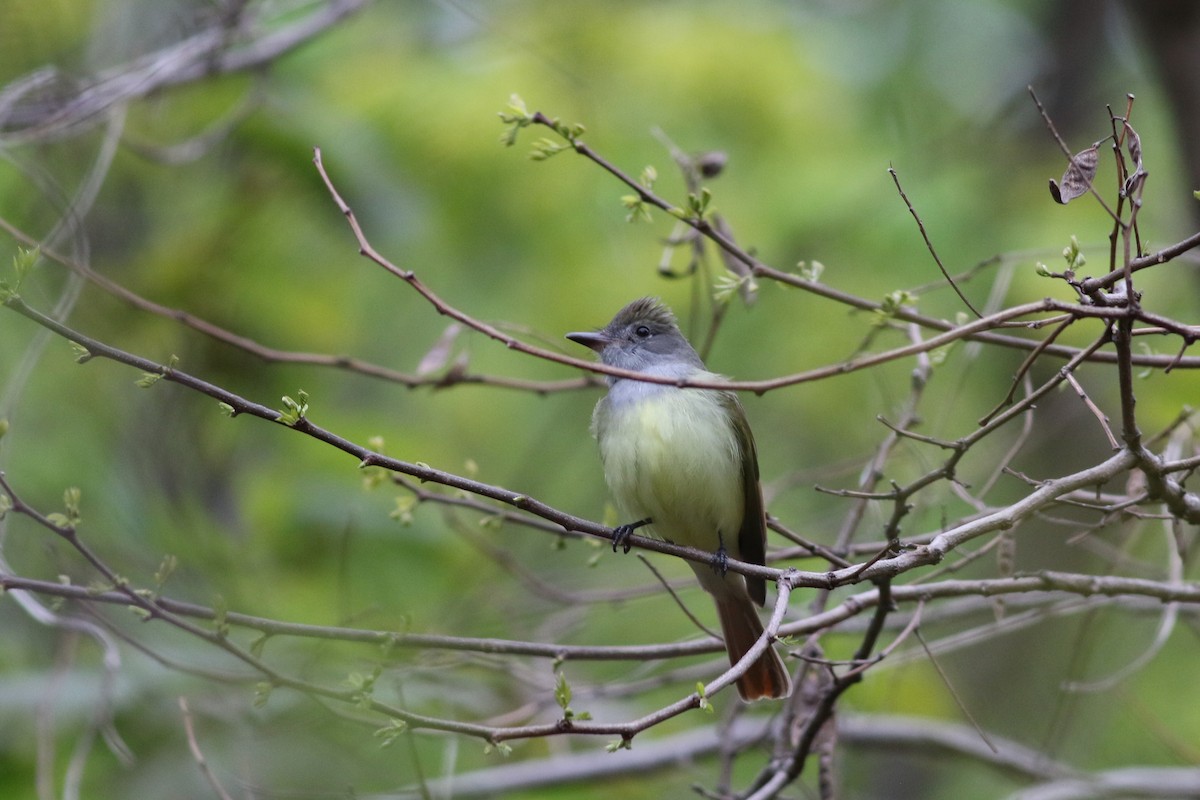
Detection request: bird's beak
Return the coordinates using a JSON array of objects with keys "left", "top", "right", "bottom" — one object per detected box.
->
[{"left": 566, "top": 331, "right": 610, "bottom": 353}]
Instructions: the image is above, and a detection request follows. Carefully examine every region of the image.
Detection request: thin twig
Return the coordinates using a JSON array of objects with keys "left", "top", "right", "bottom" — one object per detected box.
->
[
  {"left": 888, "top": 167, "right": 981, "bottom": 317},
  {"left": 915, "top": 627, "right": 997, "bottom": 754},
  {"left": 635, "top": 554, "right": 721, "bottom": 640},
  {"left": 1064, "top": 372, "right": 1120, "bottom": 449},
  {"left": 178, "top": 697, "right": 235, "bottom": 800}
]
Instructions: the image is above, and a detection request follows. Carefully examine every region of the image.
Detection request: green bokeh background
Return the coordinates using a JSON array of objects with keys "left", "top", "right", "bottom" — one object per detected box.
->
[{"left": 1, "top": 1, "right": 1197, "bottom": 798}]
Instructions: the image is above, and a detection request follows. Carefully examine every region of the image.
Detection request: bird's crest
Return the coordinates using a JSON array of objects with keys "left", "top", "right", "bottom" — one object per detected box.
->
[{"left": 609, "top": 297, "right": 677, "bottom": 330}]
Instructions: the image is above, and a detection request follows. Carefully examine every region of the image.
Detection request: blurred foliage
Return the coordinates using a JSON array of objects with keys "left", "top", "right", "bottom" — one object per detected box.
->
[{"left": 1, "top": 1, "right": 1198, "bottom": 798}]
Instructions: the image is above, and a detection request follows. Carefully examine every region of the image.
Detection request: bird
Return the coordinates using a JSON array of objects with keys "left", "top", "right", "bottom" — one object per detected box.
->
[{"left": 567, "top": 297, "right": 791, "bottom": 701}]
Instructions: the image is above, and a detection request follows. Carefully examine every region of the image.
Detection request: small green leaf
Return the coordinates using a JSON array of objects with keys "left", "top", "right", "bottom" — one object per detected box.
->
[
  {"left": 714, "top": 271, "right": 757, "bottom": 304},
  {"left": 378, "top": 634, "right": 398, "bottom": 660},
  {"left": 685, "top": 187, "right": 713, "bottom": 219},
  {"left": 554, "top": 671, "right": 572, "bottom": 711},
  {"left": 390, "top": 495, "right": 416, "bottom": 525},
  {"left": 499, "top": 125, "right": 522, "bottom": 147},
  {"left": 606, "top": 738, "right": 632, "bottom": 752},
  {"left": 218, "top": 402, "right": 235, "bottom": 417},
  {"left": 46, "top": 512, "right": 72, "bottom": 529},
  {"left": 69, "top": 342, "right": 92, "bottom": 363},
  {"left": 553, "top": 671, "right": 591, "bottom": 721},
  {"left": 497, "top": 94, "right": 533, "bottom": 147},
  {"left": 135, "top": 353, "right": 178, "bottom": 386},
  {"left": 253, "top": 682, "right": 273, "bottom": 708},
  {"left": 249, "top": 633, "right": 270, "bottom": 659},
  {"left": 63, "top": 487, "right": 81, "bottom": 516},
  {"left": 881, "top": 289, "right": 915, "bottom": 314},
  {"left": 529, "top": 137, "right": 568, "bottom": 161},
  {"left": 621, "top": 194, "right": 652, "bottom": 223},
  {"left": 361, "top": 464, "right": 387, "bottom": 490},
  {"left": 360, "top": 439, "right": 388, "bottom": 487},
  {"left": 0, "top": 418, "right": 10, "bottom": 439},
  {"left": 374, "top": 719, "right": 408, "bottom": 748},
  {"left": 347, "top": 670, "right": 377, "bottom": 710},
  {"left": 497, "top": 94, "right": 529, "bottom": 123},
  {"left": 13, "top": 247, "right": 37, "bottom": 282},
  {"left": 796, "top": 260, "right": 825, "bottom": 283},
  {"left": 0, "top": 249, "right": 34, "bottom": 302},
  {"left": 483, "top": 741, "right": 513, "bottom": 757},
  {"left": 153, "top": 554, "right": 177, "bottom": 588},
  {"left": 278, "top": 390, "right": 310, "bottom": 426},
  {"left": 1062, "top": 235, "right": 1086, "bottom": 270},
  {"left": 873, "top": 290, "right": 916, "bottom": 326},
  {"left": 0, "top": 492, "right": 12, "bottom": 521},
  {"left": 2, "top": 247, "right": 39, "bottom": 299},
  {"left": 696, "top": 681, "right": 714, "bottom": 713},
  {"left": 928, "top": 341, "right": 955, "bottom": 367},
  {"left": 86, "top": 578, "right": 112, "bottom": 595}
]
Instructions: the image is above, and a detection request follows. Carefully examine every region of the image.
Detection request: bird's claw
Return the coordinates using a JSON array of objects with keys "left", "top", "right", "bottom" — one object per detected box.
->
[
  {"left": 711, "top": 543, "right": 729, "bottom": 576},
  {"left": 612, "top": 518, "right": 651, "bottom": 553}
]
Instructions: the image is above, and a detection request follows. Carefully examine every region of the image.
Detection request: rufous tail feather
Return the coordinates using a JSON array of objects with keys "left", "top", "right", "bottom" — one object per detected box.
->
[{"left": 713, "top": 594, "right": 792, "bottom": 701}]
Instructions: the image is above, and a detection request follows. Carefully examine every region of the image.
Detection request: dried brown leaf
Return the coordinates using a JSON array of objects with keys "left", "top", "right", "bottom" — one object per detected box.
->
[
  {"left": 1049, "top": 145, "right": 1098, "bottom": 204},
  {"left": 1123, "top": 122, "right": 1145, "bottom": 195},
  {"left": 1125, "top": 123, "right": 1142, "bottom": 170}
]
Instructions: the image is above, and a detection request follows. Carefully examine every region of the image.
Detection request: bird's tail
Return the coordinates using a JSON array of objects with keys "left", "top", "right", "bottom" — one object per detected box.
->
[{"left": 713, "top": 593, "right": 792, "bottom": 701}]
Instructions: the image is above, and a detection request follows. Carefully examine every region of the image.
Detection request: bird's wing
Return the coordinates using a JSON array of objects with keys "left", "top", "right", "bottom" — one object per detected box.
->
[{"left": 722, "top": 391, "right": 768, "bottom": 607}]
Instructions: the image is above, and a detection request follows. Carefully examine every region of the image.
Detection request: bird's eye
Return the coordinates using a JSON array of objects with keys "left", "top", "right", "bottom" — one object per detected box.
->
[{"left": 634, "top": 325, "right": 651, "bottom": 338}]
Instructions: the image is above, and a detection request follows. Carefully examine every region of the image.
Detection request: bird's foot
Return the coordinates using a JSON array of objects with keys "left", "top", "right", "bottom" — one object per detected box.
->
[
  {"left": 612, "top": 518, "right": 652, "bottom": 553},
  {"left": 711, "top": 541, "right": 729, "bottom": 576}
]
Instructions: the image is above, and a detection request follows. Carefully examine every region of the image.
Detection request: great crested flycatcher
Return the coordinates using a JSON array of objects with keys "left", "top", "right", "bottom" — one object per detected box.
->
[{"left": 567, "top": 297, "right": 791, "bottom": 701}]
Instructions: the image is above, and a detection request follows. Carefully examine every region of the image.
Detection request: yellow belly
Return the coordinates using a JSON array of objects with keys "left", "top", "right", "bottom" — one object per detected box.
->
[{"left": 596, "top": 389, "right": 744, "bottom": 553}]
